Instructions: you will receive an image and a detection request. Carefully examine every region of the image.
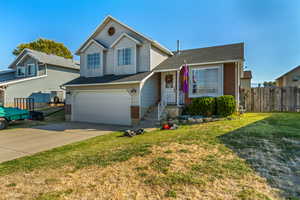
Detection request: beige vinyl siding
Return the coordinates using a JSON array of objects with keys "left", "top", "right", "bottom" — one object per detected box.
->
[
  {"left": 113, "top": 37, "right": 137, "bottom": 75},
  {"left": 94, "top": 20, "right": 146, "bottom": 48},
  {"left": 140, "top": 73, "right": 159, "bottom": 117},
  {"left": 150, "top": 45, "right": 169, "bottom": 70},
  {"left": 80, "top": 42, "right": 103, "bottom": 77},
  {"left": 80, "top": 20, "right": 151, "bottom": 76}
]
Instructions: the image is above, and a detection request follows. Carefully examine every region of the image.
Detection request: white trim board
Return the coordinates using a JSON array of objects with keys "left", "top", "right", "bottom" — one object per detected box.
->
[
  {"left": 153, "top": 59, "right": 243, "bottom": 72},
  {"left": 81, "top": 39, "right": 107, "bottom": 53},
  {"left": 0, "top": 75, "right": 48, "bottom": 87},
  {"left": 65, "top": 71, "right": 154, "bottom": 88},
  {"left": 64, "top": 80, "right": 140, "bottom": 87},
  {"left": 110, "top": 33, "right": 142, "bottom": 48},
  {"left": 188, "top": 65, "right": 224, "bottom": 98}
]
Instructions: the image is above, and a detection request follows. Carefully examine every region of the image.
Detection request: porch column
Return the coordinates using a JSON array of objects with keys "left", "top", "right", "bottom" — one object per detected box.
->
[{"left": 176, "top": 70, "right": 180, "bottom": 106}]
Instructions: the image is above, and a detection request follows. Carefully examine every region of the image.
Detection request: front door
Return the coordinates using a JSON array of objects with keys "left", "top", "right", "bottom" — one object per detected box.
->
[{"left": 164, "top": 72, "right": 176, "bottom": 104}]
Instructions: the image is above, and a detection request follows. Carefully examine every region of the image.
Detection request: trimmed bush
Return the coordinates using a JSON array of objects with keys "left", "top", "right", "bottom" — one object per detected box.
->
[
  {"left": 216, "top": 95, "right": 236, "bottom": 117},
  {"left": 188, "top": 97, "right": 216, "bottom": 116}
]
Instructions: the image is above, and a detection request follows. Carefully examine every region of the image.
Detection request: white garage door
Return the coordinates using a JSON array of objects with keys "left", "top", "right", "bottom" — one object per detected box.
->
[{"left": 72, "top": 90, "right": 131, "bottom": 125}]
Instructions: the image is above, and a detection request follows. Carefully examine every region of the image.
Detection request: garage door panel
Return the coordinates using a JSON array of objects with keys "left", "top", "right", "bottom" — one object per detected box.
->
[{"left": 72, "top": 91, "right": 131, "bottom": 125}]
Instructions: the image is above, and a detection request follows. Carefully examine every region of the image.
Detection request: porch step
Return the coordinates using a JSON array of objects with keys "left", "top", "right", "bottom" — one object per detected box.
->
[{"left": 139, "top": 105, "right": 160, "bottom": 128}]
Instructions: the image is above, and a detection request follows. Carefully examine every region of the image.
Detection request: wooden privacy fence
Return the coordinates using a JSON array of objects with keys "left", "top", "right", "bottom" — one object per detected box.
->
[{"left": 240, "top": 87, "right": 300, "bottom": 112}]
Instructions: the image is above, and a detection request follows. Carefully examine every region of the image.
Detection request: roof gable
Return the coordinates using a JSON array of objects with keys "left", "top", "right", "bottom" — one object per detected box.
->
[
  {"left": 9, "top": 49, "right": 35, "bottom": 68},
  {"left": 80, "top": 39, "right": 107, "bottom": 53},
  {"left": 76, "top": 15, "right": 173, "bottom": 56},
  {"left": 276, "top": 65, "right": 300, "bottom": 80},
  {"left": 110, "top": 33, "right": 142, "bottom": 48},
  {"left": 9, "top": 49, "right": 79, "bottom": 70}
]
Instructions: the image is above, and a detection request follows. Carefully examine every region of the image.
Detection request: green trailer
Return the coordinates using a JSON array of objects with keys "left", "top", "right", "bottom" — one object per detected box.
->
[{"left": 0, "top": 107, "right": 30, "bottom": 130}]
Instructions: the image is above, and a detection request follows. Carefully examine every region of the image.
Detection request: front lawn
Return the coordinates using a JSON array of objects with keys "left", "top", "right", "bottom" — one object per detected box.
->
[{"left": 0, "top": 113, "right": 299, "bottom": 199}]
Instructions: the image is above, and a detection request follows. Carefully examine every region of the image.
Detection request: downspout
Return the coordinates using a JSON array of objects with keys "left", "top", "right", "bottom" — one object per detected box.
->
[{"left": 176, "top": 70, "right": 180, "bottom": 106}]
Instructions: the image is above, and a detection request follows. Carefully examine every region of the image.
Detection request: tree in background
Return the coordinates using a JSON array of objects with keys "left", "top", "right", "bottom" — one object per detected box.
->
[
  {"left": 13, "top": 38, "right": 73, "bottom": 59},
  {"left": 263, "top": 81, "right": 276, "bottom": 87}
]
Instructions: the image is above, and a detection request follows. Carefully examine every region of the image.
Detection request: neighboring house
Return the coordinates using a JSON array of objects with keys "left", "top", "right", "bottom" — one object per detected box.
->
[
  {"left": 64, "top": 15, "right": 245, "bottom": 126},
  {"left": 0, "top": 69, "right": 15, "bottom": 82},
  {"left": 0, "top": 49, "right": 80, "bottom": 107},
  {"left": 240, "top": 70, "right": 252, "bottom": 89},
  {"left": 276, "top": 65, "right": 300, "bottom": 87}
]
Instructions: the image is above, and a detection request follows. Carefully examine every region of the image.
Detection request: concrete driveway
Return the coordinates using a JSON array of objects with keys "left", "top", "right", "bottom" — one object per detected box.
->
[{"left": 0, "top": 122, "right": 127, "bottom": 163}]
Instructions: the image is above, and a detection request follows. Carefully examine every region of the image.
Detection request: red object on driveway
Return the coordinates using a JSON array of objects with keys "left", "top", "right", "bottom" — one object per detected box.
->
[{"left": 163, "top": 124, "right": 170, "bottom": 129}]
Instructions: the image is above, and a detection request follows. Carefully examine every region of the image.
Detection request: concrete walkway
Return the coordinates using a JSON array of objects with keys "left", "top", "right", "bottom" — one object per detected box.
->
[{"left": 0, "top": 122, "right": 127, "bottom": 163}]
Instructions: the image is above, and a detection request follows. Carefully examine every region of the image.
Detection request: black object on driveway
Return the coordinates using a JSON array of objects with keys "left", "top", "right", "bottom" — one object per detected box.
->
[{"left": 29, "top": 111, "right": 44, "bottom": 121}]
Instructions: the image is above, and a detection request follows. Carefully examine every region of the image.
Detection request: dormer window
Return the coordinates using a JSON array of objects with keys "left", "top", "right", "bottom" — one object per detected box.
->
[
  {"left": 27, "top": 64, "right": 36, "bottom": 76},
  {"left": 118, "top": 48, "right": 132, "bottom": 66},
  {"left": 16, "top": 66, "right": 25, "bottom": 77},
  {"left": 87, "top": 53, "right": 100, "bottom": 69}
]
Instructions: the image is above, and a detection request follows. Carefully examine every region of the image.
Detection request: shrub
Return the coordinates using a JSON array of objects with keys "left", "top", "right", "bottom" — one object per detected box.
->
[
  {"left": 215, "top": 95, "right": 236, "bottom": 117},
  {"left": 188, "top": 97, "right": 216, "bottom": 116}
]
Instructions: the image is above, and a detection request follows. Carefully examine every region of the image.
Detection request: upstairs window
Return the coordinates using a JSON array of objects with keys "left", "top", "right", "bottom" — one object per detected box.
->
[
  {"left": 16, "top": 66, "right": 26, "bottom": 77},
  {"left": 87, "top": 53, "right": 100, "bottom": 69},
  {"left": 190, "top": 66, "right": 223, "bottom": 97},
  {"left": 293, "top": 75, "right": 300, "bottom": 82},
  {"left": 27, "top": 64, "right": 36, "bottom": 76},
  {"left": 118, "top": 48, "right": 132, "bottom": 66}
]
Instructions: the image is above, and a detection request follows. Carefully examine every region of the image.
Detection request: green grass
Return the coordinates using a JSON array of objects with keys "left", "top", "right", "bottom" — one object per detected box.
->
[
  {"left": 1, "top": 113, "right": 300, "bottom": 199},
  {"left": 150, "top": 157, "right": 172, "bottom": 174},
  {"left": 165, "top": 189, "right": 177, "bottom": 198},
  {"left": 0, "top": 113, "right": 280, "bottom": 175},
  {"left": 35, "top": 189, "right": 73, "bottom": 200},
  {"left": 220, "top": 113, "right": 300, "bottom": 199},
  {"left": 191, "top": 154, "right": 252, "bottom": 180},
  {"left": 178, "top": 149, "right": 190, "bottom": 153},
  {"left": 164, "top": 150, "right": 173, "bottom": 154},
  {"left": 236, "top": 187, "right": 272, "bottom": 200},
  {"left": 5, "top": 183, "right": 16, "bottom": 187}
]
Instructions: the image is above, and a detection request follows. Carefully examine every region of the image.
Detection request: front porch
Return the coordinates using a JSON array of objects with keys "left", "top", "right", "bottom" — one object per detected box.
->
[
  {"left": 157, "top": 70, "right": 186, "bottom": 120},
  {"left": 160, "top": 71, "right": 185, "bottom": 106}
]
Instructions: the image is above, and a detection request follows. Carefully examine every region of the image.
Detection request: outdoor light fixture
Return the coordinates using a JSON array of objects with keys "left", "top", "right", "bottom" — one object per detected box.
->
[{"left": 129, "top": 88, "right": 137, "bottom": 95}]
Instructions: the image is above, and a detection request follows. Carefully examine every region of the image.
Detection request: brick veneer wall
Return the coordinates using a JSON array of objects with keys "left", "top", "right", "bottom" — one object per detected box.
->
[
  {"left": 130, "top": 106, "right": 140, "bottom": 119},
  {"left": 223, "top": 62, "right": 236, "bottom": 96}
]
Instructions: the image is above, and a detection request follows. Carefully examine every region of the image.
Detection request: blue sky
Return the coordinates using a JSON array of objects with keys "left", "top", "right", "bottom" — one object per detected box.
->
[{"left": 0, "top": 0, "right": 299, "bottom": 83}]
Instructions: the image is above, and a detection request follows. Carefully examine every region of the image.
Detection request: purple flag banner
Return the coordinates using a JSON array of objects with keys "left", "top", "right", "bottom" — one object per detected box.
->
[{"left": 182, "top": 64, "right": 189, "bottom": 93}]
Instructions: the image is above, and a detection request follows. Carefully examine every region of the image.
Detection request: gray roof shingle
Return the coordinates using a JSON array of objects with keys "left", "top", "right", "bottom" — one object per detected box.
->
[
  {"left": 11, "top": 49, "right": 80, "bottom": 70},
  {"left": 64, "top": 71, "right": 151, "bottom": 86},
  {"left": 154, "top": 43, "right": 244, "bottom": 71}
]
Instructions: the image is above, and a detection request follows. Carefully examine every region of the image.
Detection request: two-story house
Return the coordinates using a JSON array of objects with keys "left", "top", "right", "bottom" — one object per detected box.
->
[
  {"left": 0, "top": 49, "right": 80, "bottom": 108},
  {"left": 64, "top": 15, "right": 244, "bottom": 126}
]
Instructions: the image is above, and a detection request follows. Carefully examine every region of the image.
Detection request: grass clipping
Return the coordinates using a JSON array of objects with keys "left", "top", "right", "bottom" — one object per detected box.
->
[{"left": 0, "top": 143, "right": 279, "bottom": 200}]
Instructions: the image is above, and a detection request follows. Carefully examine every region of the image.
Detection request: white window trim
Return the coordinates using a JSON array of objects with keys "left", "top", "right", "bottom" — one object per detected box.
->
[
  {"left": 26, "top": 63, "right": 37, "bottom": 76},
  {"left": 117, "top": 47, "right": 133, "bottom": 66},
  {"left": 16, "top": 66, "right": 26, "bottom": 77},
  {"left": 188, "top": 65, "right": 224, "bottom": 98},
  {"left": 86, "top": 53, "right": 101, "bottom": 69}
]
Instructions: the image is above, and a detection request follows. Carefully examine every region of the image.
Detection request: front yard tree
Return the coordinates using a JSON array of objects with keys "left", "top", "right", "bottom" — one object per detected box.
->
[{"left": 13, "top": 38, "right": 73, "bottom": 59}]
